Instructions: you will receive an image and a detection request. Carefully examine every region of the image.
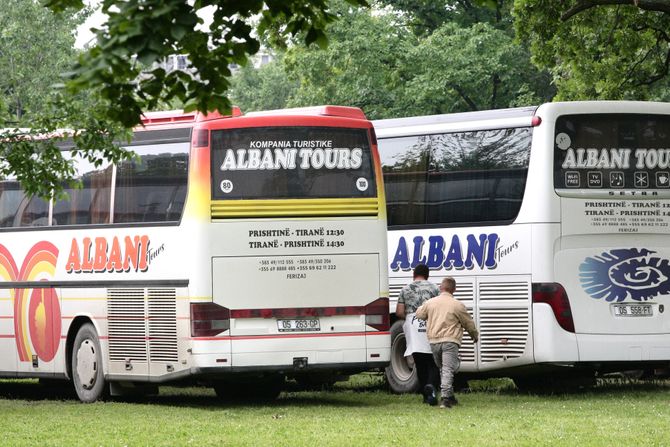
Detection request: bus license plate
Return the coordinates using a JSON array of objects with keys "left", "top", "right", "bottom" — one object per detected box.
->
[
  {"left": 277, "top": 319, "right": 320, "bottom": 332},
  {"left": 612, "top": 303, "right": 653, "bottom": 317}
]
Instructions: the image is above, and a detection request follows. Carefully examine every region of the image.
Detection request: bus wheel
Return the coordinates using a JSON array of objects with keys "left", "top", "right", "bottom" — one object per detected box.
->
[
  {"left": 385, "top": 320, "right": 420, "bottom": 393},
  {"left": 72, "top": 323, "right": 107, "bottom": 403}
]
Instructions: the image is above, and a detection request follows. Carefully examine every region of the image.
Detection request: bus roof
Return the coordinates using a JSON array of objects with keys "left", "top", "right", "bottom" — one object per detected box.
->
[
  {"left": 245, "top": 105, "right": 367, "bottom": 121},
  {"left": 373, "top": 106, "right": 538, "bottom": 138},
  {"left": 141, "top": 107, "right": 243, "bottom": 126}
]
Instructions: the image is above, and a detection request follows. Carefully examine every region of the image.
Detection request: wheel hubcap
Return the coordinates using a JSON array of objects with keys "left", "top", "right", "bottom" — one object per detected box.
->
[
  {"left": 391, "top": 333, "right": 414, "bottom": 381},
  {"left": 76, "top": 339, "right": 98, "bottom": 390}
]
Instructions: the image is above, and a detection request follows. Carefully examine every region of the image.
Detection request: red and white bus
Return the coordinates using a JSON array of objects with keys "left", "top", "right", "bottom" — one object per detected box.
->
[{"left": 0, "top": 105, "right": 389, "bottom": 402}]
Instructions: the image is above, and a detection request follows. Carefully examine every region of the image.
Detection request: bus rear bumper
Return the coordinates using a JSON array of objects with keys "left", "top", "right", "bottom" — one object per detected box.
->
[
  {"left": 187, "top": 333, "right": 389, "bottom": 372},
  {"left": 576, "top": 333, "right": 670, "bottom": 362},
  {"left": 191, "top": 361, "right": 389, "bottom": 376}
]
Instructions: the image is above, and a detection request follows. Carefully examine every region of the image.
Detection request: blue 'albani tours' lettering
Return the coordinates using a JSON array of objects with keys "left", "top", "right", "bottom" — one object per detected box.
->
[{"left": 390, "top": 233, "right": 500, "bottom": 271}]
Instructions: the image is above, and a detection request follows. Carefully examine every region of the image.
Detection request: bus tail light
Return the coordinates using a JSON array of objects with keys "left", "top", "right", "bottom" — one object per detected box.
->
[
  {"left": 191, "top": 302, "right": 230, "bottom": 337},
  {"left": 532, "top": 283, "right": 575, "bottom": 333},
  {"left": 365, "top": 298, "right": 390, "bottom": 332}
]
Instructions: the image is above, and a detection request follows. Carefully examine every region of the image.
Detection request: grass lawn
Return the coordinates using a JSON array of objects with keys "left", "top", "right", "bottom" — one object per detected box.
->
[{"left": 0, "top": 375, "right": 668, "bottom": 447}]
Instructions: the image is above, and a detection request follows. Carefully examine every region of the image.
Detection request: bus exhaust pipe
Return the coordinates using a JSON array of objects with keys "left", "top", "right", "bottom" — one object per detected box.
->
[{"left": 293, "top": 357, "right": 308, "bottom": 370}]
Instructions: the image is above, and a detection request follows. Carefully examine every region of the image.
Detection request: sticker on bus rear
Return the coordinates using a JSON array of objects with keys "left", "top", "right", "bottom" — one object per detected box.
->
[{"left": 579, "top": 248, "right": 670, "bottom": 302}]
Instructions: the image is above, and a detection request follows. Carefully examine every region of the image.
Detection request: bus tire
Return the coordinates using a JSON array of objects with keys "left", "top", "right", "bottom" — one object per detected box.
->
[
  {"left": 71, "top": 323, "right": 107, "bottom": 403},
  {"left": 385, "top": 320, "right": 420, "bottom": 394}
]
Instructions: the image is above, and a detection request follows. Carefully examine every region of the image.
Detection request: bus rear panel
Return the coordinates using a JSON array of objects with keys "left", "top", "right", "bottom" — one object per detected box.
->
[{"left": 191, "top": 108, "right": 390, "bottom": 380}]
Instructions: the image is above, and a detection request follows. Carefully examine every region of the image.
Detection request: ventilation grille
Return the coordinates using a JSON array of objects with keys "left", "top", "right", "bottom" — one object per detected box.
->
[
  {"left": 389, "top": 283, "right": 404, "bottom": 302},
  {"left": 459, "top": 306, "right": 476, "bottom": 363},
  {"left": 453, "top": 282, "right": 474, "bottom": 301},
  {"left": 108, "top": 288, "right": 147, "bottom": 362},
  {"left": 454, "top": 281, "right": 475, "bottom": 362},
  {"left": 147, "top": 288, "right": 178, "bottom": 362},
  {"left": 479, "top": 282, "right": 529, "bottom": 301},
  {"left": 478, "top": 281, "right": 529, "bottom": 363},
  {"left": 107, "top": 288, "right": 178, "bottom": 363}
]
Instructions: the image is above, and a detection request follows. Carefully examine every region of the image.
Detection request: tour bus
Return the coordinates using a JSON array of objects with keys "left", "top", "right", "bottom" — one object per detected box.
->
[
  {"left": 376, "top": 101, "right": 670, "bottom": 392},
  {"left": 0, "top": 105, "right": 389, "bottom": 402}
]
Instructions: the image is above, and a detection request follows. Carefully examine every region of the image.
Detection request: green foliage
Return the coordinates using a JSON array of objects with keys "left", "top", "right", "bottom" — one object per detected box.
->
[
  {"left": 230, "top": 56, "right": 299, "bottom": 113},
  {"left": 0, "top": 0, "right": 84, "bottom": 123},
  {"left": 281, "top": 6, "right": 416, "bottom": 119},
  {"left": 0, "top": 93, "right": 132, "bottom": 199},
  {"left": 513, "top": 1, "right": 670, "bottom": 100},
  {"left": 402, "top": 22, "right": 553, "bottom": 113},
  {"left": 44, "top": 0, "right": 368, "bottom": 128},
  {"left": 377, "top": 0, "right": 511, "bottom": 35},
  {"left": 1, "top": 0, "right": 368, "bottom": 198},
  {"left": 0, "top": 0, "right": 132, "bottom": 199},
  {"left": 230, "top": 2, "right": 552, "bottom": 118}
]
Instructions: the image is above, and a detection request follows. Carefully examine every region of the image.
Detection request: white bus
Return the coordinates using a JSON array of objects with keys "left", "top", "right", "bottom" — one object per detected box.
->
[
  {"left": 377, "top": 101, "right": 670, "bottom": 392},
  {"left": 0, "top": 106, "right": 390, "bottom": 402}
]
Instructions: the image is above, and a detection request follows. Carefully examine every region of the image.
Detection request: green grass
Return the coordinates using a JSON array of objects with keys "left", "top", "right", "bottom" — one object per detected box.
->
[{"left": 0, "top": 375, "right": 669, "bottom": 446}]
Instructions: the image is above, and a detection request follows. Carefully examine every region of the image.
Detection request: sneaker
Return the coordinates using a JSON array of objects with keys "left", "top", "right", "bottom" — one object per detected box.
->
[
  {"left": 439, "top": 397, "right": 452, "bottom": 409},
  {"left": 423, "top": 384, "right": 437, "bottom": 406},
  {"left": 447, "top": 395, "right": 459, "bottom": 406}
]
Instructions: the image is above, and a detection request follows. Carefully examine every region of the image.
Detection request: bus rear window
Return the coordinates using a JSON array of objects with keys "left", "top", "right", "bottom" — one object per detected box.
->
[
  {"left": 210, "top": 127, "right": 376, "bottom": 200},
  {"left": 554, "top": 114, "right": 670, "bottom": 192}
]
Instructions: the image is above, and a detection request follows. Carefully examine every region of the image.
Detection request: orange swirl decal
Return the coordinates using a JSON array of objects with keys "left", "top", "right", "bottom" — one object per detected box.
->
[{"left": 0, "top": 242, "right": 60, "bottom": 362}]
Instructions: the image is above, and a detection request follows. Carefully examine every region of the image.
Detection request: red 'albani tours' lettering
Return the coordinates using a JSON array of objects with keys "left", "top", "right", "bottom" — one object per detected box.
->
[{"left": 65, "top": 235, "right": 150, "bottom": 273}]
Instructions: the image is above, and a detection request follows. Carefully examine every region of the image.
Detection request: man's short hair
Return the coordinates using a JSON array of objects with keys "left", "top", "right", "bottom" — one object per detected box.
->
[
  {"left": 413, "top": 264, "right": 429, "bottom": 279},
  {"left": 441, "top": 277, "right": 456, "bottom": 293}
]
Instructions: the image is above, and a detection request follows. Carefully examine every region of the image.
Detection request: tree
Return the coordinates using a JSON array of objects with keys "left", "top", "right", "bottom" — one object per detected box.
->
[
  {"left": 248, "top": 1, "right": 552, "bottom": 118},
  {"left": 0, "top": 0, "right": 365, "bottom": 199},
  {"left": 401, "top": 22, "right": 553, "bottom": 114},
  {"left": 0, "top": 1, "right": 130, "bottom": 198},
  {"left": 378, "top": 0, "right": 507, "bottom": 35},
  {"left": 281, "top": 4, "right": 416, "bottom": 119},
  {"left": 229, "top": 55, "right": 298, "bottom": 113},
  {"left": 513, "top": 1, "right": 670, "bottom": 100},
  {"left": 0, "top": 0, "right": 84, "bottom": 123},
  {"left": 44, "top": 0, "right": 368, "bottom": 127}
]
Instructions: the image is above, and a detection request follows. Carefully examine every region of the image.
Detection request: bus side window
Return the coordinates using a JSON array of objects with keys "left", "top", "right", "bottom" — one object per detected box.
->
[
  {"left": 0, "top": 179, "right": 49, "bottom": 228},
  {"left": 0, "top": 180, "right": 24, "bottom": 228},
  {"left": 380, "top": 135, "right": 430, "bottom": 226},
  {"left": 427, "top": 128, "right": 532, "bottom": 225},
  {"left": 114, "top": 143, "right": 188, "bottom": 223},
  {"left": 53, "top": 154, "right": 113, "bottom": 226},
  {"left": 16, "top": 194, "right": 49, "bottom": 227}
]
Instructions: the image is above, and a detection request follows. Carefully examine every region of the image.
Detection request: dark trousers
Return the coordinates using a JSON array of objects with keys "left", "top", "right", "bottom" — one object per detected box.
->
[{"left": 412, "top": 352, "right": 440, "bottom": 391}]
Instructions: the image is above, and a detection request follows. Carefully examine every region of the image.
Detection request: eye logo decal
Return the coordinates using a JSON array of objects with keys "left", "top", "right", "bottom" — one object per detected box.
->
[{"left": 579, "top": 248, "right": 670, "bottom": 302}]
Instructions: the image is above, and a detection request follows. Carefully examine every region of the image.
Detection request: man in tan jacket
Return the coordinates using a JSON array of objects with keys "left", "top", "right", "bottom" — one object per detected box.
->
[{"left": 416, "top": 276, "right": 478, "bottom": 409}]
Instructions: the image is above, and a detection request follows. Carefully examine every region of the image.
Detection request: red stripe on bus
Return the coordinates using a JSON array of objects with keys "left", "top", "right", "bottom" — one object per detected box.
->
[
  {"left": 191, "top": 331, "right": 390, "bottom": 341},
  {"left": 58, "top": 335, "right": 109, "bottom": 340},
  {"left": 61, "top": 316, "right": 108, "bottom": 320},
  {"left": 230, "top": 306, "right": 366, "bottom": 319}
]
